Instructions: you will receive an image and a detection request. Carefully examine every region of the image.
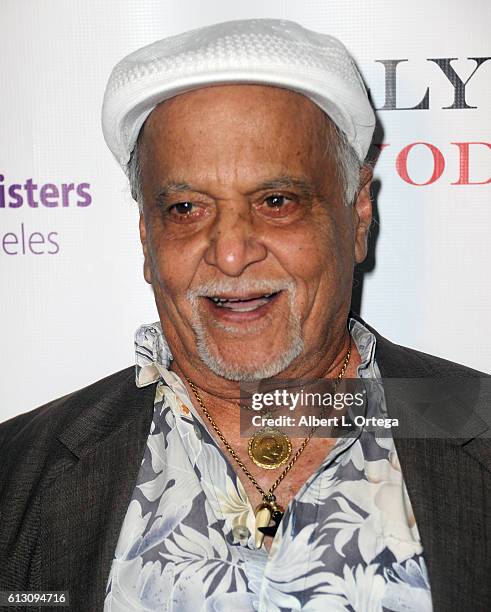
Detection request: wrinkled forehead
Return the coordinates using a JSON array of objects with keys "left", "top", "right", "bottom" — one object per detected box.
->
[{"left": 132, "top": 83, "right": 346, "bottom": 208}]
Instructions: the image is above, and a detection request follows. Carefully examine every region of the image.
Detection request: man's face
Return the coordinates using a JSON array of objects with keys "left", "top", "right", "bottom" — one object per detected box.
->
[{"left": 138, "top": 85, "right": 371, "bottom": 381}]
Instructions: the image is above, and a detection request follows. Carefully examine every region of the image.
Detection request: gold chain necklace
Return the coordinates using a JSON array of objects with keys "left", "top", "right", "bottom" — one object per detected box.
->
[{"left": 186, "top": 342, "right": 351, "bottom": 548}]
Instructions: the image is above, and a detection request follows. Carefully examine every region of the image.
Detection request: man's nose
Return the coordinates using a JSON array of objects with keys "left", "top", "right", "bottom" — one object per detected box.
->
[{"left": 203, "top": 205, "right": 268, "bottom": 276}]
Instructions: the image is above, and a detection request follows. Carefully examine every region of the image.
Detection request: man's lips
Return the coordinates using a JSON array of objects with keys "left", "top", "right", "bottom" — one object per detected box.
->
[
  {"left": 201, "top": 291, "right": 281, "bottom": 317},
  {"left": 206, "top": 292, "right": 279, "bottom": 311}
]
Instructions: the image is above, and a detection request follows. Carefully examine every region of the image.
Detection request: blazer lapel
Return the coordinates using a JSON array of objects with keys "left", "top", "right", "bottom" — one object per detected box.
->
[
  {"left": 369, "top": 323, "right": 490, "bottom": 611},
  {"left": 38, "top": 370, "right": 155, "bottom": 611}
]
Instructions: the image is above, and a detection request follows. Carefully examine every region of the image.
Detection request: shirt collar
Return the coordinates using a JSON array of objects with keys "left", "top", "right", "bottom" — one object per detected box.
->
[
  {"left": 134, "top": 322, "right": 172, "bottom": 387},
  {"left": 350, "top": 317, "right": 378, "bottom": 378}
]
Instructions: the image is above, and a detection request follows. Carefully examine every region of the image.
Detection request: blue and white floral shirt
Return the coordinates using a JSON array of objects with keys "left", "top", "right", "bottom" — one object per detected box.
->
[{"left": 104, "top": 319, "right": 432, "bottom": 611}]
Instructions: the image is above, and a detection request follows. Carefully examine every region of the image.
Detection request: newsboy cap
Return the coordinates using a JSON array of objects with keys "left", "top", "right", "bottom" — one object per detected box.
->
[{"left": 102, "top": 18, "right": 375, "bottom": 169}]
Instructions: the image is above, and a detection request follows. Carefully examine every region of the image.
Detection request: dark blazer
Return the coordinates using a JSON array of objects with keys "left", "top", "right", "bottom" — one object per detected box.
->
[{"left": 1, "top": 318, "right": 490, "bottom": 611}]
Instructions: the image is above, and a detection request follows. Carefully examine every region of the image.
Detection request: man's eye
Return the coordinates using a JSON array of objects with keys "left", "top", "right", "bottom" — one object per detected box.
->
[
  {"left": 259, "top": 194, "right": 298, "bottom": 217},
  {"left": 169, "top": 201, "right": 196, "bottom": 215},
  {"left": 265, "top": 195, "right": 288, "bottom": 208}
]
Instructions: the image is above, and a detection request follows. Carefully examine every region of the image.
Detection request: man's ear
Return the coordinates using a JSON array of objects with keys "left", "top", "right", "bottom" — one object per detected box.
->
[
  {"left": 353, "top": 165, "right": 373, "bottom": 264},
  {"left": 139, "top": 213, "right": 153, "bottom": 285}
]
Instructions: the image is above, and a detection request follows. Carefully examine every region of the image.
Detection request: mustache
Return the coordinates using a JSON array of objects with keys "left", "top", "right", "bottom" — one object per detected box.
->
[{"left": 186, "top": 278, "right": 295, "bottom": 301}]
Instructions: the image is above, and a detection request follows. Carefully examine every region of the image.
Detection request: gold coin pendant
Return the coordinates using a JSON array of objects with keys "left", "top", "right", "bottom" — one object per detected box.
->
[{"left": 248, "top": 428, "right": 292, "bottom": 469}]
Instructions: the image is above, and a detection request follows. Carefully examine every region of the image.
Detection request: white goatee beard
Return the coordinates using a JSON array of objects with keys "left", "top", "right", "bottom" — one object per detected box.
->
[{"left": 187, "top": 279, "right": 304, "bottom": 381}]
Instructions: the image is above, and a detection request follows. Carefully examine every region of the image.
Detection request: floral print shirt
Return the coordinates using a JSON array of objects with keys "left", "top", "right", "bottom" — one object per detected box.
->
[{"left": 104, "top": 319, "right": 433, "bottom": 611}]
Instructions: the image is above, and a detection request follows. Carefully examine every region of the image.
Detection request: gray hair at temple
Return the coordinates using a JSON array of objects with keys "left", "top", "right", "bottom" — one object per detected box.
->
[{"left": 126, "top": 119, "right": 363, "bottom": 211}]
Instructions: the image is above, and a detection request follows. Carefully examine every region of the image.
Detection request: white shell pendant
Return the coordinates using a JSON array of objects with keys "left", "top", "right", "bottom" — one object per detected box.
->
[{"left": 254, "top": 503, "right": 272, "bottom": 548}]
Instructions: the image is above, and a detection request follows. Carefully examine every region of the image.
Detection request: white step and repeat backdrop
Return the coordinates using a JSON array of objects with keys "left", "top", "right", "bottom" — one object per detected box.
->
[{"left": 1, "top": 0, "right": 490, "bottom": 422}]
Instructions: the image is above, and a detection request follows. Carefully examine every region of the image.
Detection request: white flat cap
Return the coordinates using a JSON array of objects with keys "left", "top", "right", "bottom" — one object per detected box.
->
[{"left": 102, "top": 18, "right": 375, "bottom": 169}]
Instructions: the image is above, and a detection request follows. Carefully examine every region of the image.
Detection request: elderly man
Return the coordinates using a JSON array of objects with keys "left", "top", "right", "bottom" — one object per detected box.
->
[{"left": 0, "top": 19, "right": 489, "bottom": 612}]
